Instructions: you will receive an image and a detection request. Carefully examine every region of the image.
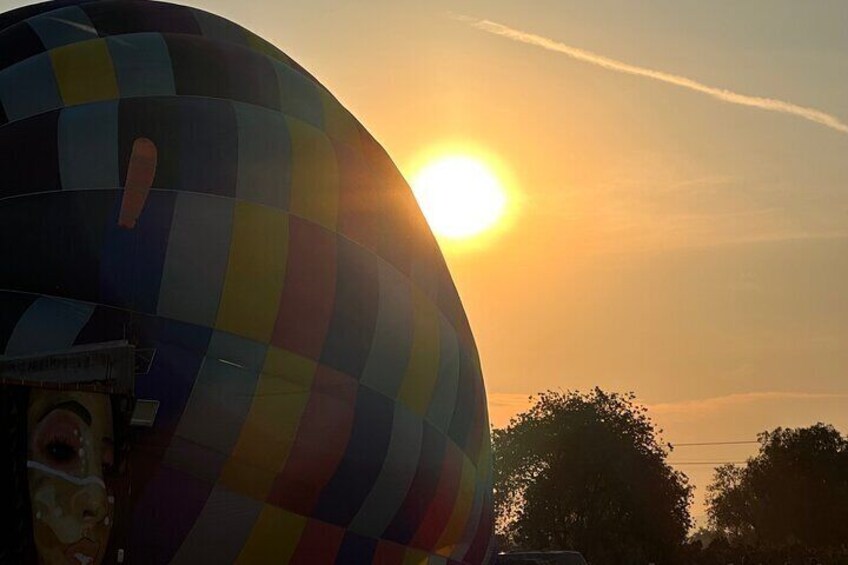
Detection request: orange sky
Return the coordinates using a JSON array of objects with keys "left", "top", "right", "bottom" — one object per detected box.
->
[
  {"left": 4, "top": 0, "right": 847, "bottom": 525},
  {"left": 319, "top": 2, "right": 848, "bottom": 524}
]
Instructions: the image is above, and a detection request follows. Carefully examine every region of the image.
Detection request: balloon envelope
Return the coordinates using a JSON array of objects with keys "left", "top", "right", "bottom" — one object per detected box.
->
[{"left": 0, "top": 2, "right": 494, "bottom": 563}]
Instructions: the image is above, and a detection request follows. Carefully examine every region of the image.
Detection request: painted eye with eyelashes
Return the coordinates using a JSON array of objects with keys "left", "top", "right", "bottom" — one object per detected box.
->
[
  {"left": 31, "top": 400, "right": 115, "bottom": 479},
  {"left": 32, "top": 409, "right": 86, "bottom": 473}
]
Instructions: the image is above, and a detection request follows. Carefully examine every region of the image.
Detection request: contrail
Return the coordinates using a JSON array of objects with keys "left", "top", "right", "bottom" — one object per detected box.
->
[{"left": 465, "top": 17, "right": 848, "bottom": 135}]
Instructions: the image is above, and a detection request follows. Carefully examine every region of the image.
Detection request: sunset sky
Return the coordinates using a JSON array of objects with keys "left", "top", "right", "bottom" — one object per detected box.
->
[{"left": 4, "top": 0, "right": 847, "bottom": 525}]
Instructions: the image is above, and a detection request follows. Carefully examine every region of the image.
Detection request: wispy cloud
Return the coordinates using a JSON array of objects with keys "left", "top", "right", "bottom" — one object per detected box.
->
[
  {"left": 486, "top": 392, "right": 536, "bottom": 428},
  {"left": 486, "top": 390, "right": 848, "bottom": 428},
  {"left": 460, "top": 17, "right": 848, "bottom": 135},
  {"left": 649, "top": 391, "right": 848, "bottom": 416}
]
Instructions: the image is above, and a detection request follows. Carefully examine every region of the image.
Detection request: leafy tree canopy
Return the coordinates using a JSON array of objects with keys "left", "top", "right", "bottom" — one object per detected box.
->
[
  {"left": 707, "top": 423, "right": 848, "bottom": 549},
  {"left": 494, "top": 388, "right": 692, "bottom": 565}
]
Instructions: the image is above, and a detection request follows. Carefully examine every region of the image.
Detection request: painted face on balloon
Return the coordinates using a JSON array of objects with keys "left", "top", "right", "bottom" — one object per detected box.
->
[{"left": 27, "top": 390, "right": 115, "bottom": 565}]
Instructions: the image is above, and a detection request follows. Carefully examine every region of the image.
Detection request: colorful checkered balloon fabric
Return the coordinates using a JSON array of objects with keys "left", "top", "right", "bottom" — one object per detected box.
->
[{"left": 0, "top": 1, "right": 494, "bottom": 563}]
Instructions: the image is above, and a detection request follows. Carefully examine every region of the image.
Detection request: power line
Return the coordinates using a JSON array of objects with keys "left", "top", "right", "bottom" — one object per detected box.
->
[
  {"left": 671, "top": 440, "right": 759, "bottom": 447},
  {"left": 672, "top": 460, "right": 748, "bottom": 464}
]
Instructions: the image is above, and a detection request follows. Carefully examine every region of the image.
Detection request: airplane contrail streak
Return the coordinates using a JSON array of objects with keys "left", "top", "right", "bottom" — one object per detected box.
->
[{"left": 466, "top": 18, "right": 848, "bottom": 135}]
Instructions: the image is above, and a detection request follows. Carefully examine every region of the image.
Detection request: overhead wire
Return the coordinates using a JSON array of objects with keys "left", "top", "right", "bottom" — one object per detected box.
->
[
  {"left": 668, "top": 461, "right": 748, "bottom": 466},
  {"left": 666, "top": 439, "right": 760, "bottom": 466},
  {"left": 671, "top": 440, "right": 759, "bottom": 447}
]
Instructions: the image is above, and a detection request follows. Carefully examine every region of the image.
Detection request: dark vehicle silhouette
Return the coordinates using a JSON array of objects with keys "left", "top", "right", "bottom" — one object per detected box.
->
[{"left": 497, "top": 550, "right": 589, "bottom": 565}]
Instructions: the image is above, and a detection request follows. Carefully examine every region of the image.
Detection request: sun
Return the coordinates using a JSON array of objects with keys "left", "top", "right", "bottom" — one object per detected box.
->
[{"left": 410, "top": 155, "right": 508, "bottom": 240}]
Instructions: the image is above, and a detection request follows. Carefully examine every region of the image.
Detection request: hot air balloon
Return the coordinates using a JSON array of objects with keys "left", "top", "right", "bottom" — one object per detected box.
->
[{"left": 0, "top": 1, "right": 494, "bottom": 563}]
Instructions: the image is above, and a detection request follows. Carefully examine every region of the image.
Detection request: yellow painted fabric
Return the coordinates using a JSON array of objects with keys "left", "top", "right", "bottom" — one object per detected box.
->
[
  {"left": 398, "top": 288, "right": 441, "bottom": 414},
  {"left": 216, "top": 203, "right": 289, "bottom": 343},
  {"left": 450, "top": 478, "right": 488, "bottom": 561},
  {"left": 477, "top": 436, "right": 492, "bottom": 480},
  {"left": 220, "top": 348, "right": 316, "bottom": 500},
  {"left": 320, "top": 90, "right": 361, "bottom": 150},
  {"left": 50, "top": 39, "right": 118, "bottom": 105},
  {"left": 236, "top": 505, "right": 307, "bottom": 564},
  {"left": 435, "top": 455, "right": 477, "bottom": 556},
  {"left": 403, "top": 548, "right": 430, "bottom": 565},
  {"left": 287, "top": 117, "right": 339, "bottom": 230}
]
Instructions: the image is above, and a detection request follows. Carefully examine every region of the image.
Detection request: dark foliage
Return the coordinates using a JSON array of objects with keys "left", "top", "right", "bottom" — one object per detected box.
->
[
  {"left": 706, "top": 423, "right": 848, "bottom": 551},
  {"left": 683, "top": 535, "right": 848, "bottom": 564},
  {"left": 493, "top": 388, "right": 692, "bottom": 565}
]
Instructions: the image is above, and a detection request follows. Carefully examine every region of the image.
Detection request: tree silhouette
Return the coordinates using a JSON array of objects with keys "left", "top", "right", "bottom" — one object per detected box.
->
[
  {"left": 493, "top": 388, "right": 692, "bottom": 565},
  {"left": 707, "top": 423, "right": 848, "bottom": 550}
]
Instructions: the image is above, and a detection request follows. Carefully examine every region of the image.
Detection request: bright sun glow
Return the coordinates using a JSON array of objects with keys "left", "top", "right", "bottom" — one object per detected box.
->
[{"left": 411, "top": 155, "right": 508, "bottom": 240}]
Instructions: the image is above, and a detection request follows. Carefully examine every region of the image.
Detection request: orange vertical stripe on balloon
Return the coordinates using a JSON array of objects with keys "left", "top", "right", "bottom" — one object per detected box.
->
[{"left": 119, "top": 137, "right": 158, "bottom": 229}]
